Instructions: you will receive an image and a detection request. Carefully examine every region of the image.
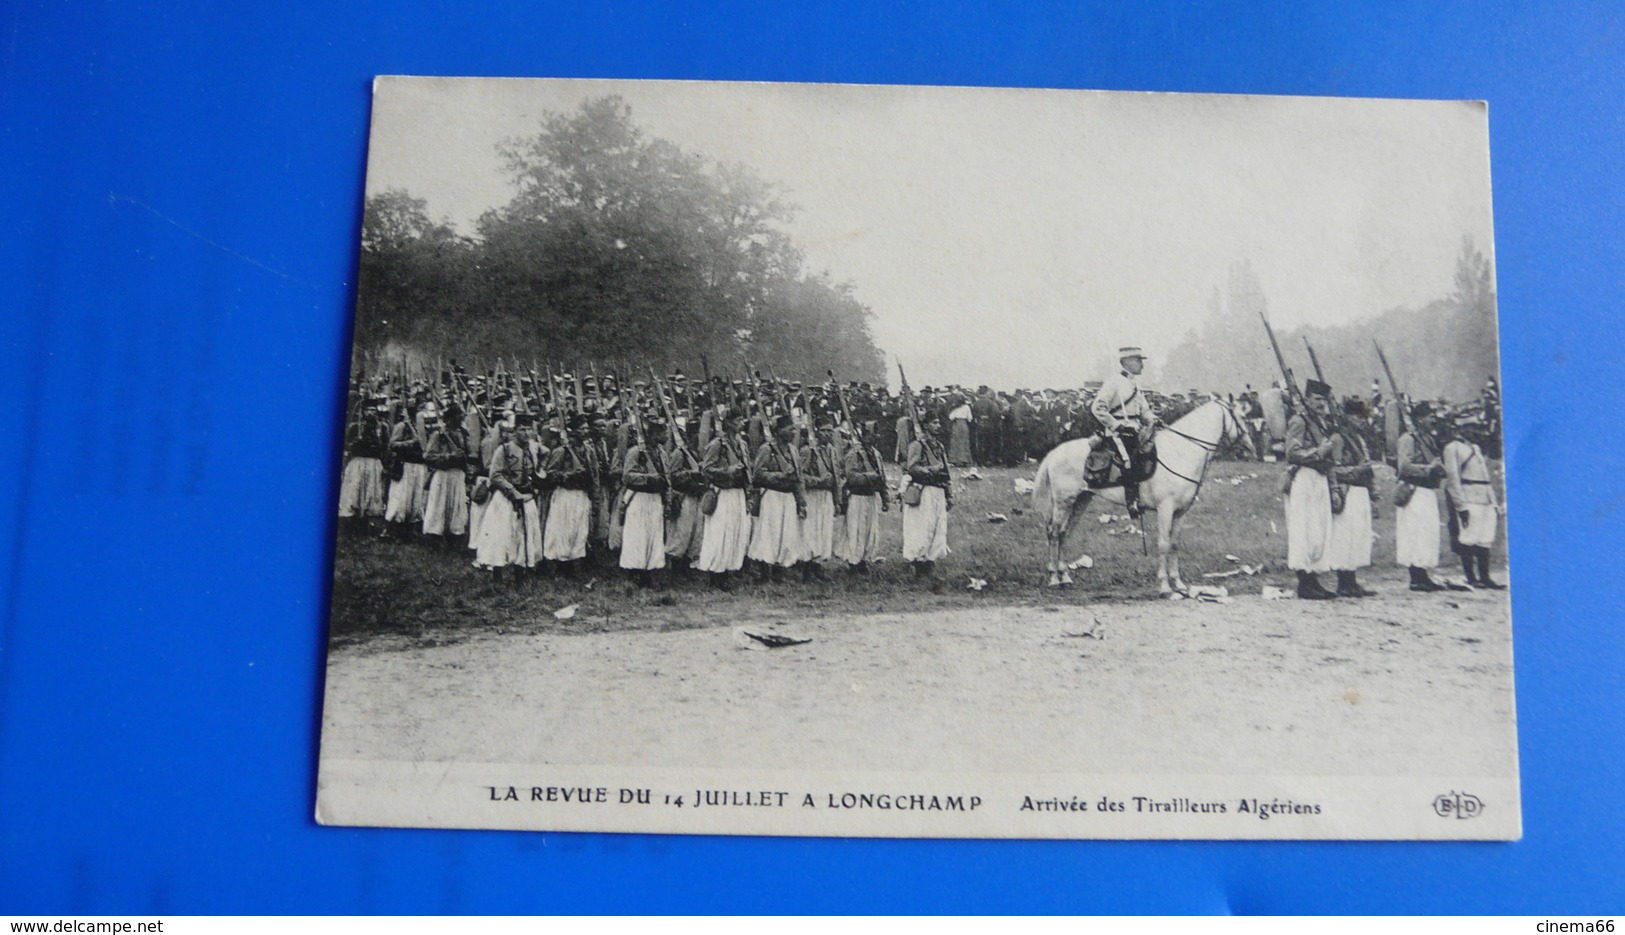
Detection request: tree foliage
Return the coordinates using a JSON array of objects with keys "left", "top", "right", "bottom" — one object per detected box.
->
[
  {"left": 1159, "top": 240, "right": 1501, "bottom": 400},
  {"left": 352, "top": 97, "right": 885, "bottom": 382}
]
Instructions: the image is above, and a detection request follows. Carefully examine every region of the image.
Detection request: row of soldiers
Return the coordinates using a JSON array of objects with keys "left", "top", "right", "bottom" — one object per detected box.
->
[
  {"left": 336, "top": 367, "right": 959, "bottom": 589},
  {"left": 1282, "top": 378, "right": 1505, "bottom": 599}
]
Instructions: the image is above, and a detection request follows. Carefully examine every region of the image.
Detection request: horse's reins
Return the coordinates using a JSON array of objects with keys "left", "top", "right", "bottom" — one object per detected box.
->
[{"left": 1154, "top": 403, "right": 1241, "bottom": 492}]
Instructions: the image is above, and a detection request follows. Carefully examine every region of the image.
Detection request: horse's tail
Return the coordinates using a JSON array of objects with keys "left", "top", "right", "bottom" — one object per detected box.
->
[{"left": 1032, "top": 453, "right": 1057, "bottom": 535}]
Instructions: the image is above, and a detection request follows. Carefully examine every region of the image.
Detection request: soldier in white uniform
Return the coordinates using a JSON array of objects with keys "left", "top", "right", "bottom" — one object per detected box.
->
[
  {"left": 1091, "top": 346, "right": 1156, "bottom": 518},
  {"left": 1284, "top": 379, "right": 1338, "bottom": 600},
  {"left": 618, "top": 418, "right": 669, "bottom": 586},
  {"left": 1444, "top": 419, "right": 1505, "bottom": 589},
  {"left": 1395, "top": 402, "right": 1449, "bottom": 592}
]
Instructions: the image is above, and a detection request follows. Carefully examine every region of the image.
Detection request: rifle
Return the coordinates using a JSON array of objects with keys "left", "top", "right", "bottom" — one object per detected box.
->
[
  {"left": 765, "top": 366, "right": 797, "bottom": 443},
  {"left": 829, "top": 369, "right": 878, "bottom": 475},
  {"left": 651, "top": 369, "right": 695, "bottom": 460},
  {"left": 678, "top": 370, "right": 696, "bottom": 449},
  {"left": 449, "top": 366, "right": 491, "bottom": 425},
  {"left": 625, "top": 395, "right": 671, "bottom": 500},
  {"left": 1302, "top": 336, "right": 1349, "bottom": 437},
  {"left": 1257, "top": 311, "right": 1329, "bottom": 439},
  {"left": 1373, "top": 340, "right": 1412, "bottom": 437},
  {"left": 897, "top": 360, "right": 925, "bottom": 442},
  {"left": 750, "top": 368, "right": 806, "bottom": 514}
]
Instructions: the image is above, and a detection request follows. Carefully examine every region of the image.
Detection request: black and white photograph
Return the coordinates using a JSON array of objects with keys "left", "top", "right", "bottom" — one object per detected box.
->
[{"left": 316, "top": 77, "right": 1517, "bottom": 840}]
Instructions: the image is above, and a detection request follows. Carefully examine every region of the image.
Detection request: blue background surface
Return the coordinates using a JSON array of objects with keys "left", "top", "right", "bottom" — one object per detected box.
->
[{"left": 2, "top": 0, "right": 1622, "bottom": 914}]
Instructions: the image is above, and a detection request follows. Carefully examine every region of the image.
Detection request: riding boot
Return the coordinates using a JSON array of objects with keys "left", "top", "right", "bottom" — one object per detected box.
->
[
  {"left": 757, "top": 563, "right": 773, "bottom": 583},
  {"left": 713, "top": 571, "right": 734, "bottom": 592},
  {"left": 811, "top": 562, "right": 829, "bottom": 582},
  {"left": 1460, "top": 552, "right": 1479, "bottom": 584},
  {"left": 1335, "top": 571, "right": 1376, "bottom": 598},
  {"left": 800, "top": 562, "right": 816, "bottom": 583},
  {"left": 771, "top": 564, "right": 786, "bottom": 583},
  {"left": 1124, "top": 482, "right": 1143, "bottom": 520},
  {"left": 1475, "top": 548, "right": 1506, "bottom": 589},
  {"left": 1408, "top": 566, "right": 1444, "bottom": 592}
]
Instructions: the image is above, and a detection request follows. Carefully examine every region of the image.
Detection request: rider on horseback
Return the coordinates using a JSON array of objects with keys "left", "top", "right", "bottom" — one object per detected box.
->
[{"left": 1091, "top": 346, "right": 1157, "bottom": 518}]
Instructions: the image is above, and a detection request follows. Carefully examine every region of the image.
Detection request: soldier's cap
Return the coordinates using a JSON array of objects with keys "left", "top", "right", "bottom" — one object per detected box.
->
[
  {"left": 1412, "top": 401, "right": 1435, "bottom": 420},
  {"left": 668, "top": 373, "right": 685, "bottom": 383},
  {"left": 1118, "top": 346, "right": 1147, "bottom": 359},
  {"left": 560, "top": 373, "right": 575, "bottom": 382},
  {"left": 567, "top": 413, "right": 591, "bottom": 431},
  {"left": 514, "top": 411, "right": 535, "bottom": 426},
  {"left": 1344, "top": 398, "right": 1369, "bottom": 417},
  {"left": 1304, "top": 379, "right": 1332, "bottom": 399},
  {"left": 771, "top": 412, "right": 796, "bottom": 433}
]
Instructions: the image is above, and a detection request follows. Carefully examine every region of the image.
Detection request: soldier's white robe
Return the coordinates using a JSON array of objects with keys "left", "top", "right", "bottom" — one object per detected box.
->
[
  {"left": 543, "top": 488, "right": 592, "bottom": 561},
  {"left": 474, "top": 492, "right": 526, "bottom": 568},
  {"left": 665, "top": 494, "right": 704, "bottom": 561},
  {"left": 748, "top": 490, "right": 807, "bottom": 566},
  {"left": 384, "top": 463, "right": 430, "bottom": 523},
  {"left": 802, "top": 489, "right": 836, "bottom": 561},
  {"left": 839, "top": 493, "right": 883, "bottom": 565},
  {"left": 422, "top": 468, "right": 468, "bottom": 537},
  {"left": 1444, "top": 439, "right": 1499, "bottom": 549},
  {"left": 1326, "top": 485, "right": 1372, "bottom": 571},
  {"left": 902, "top": 486, "right": 950, "bottom": 562},
  {"left": 1285, "top": 467, "right": 1333, "bottom": 572},
  {"left": 696, "top": 489, "right": 750, "bottom": 572},
  {"left": 337, "top": 457, "right": 386, "bottom": 518},
  {"left": 1283, "top": 412, "right": 1334, "bottom": 573},
  {"left": 619, "top": 491, "right": 667, "bottom": 570},
  {"left": 1395, "top": 432, "right": 1443, "bottom": 568},
  {"left": 1396, "top": 487, "right": 1441, "bottom": 568}
]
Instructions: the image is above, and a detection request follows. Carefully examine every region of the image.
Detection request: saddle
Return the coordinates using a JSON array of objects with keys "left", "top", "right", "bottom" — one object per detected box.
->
[{"left": 1084, "top": 436, "right": 1158, "bottom": 490}]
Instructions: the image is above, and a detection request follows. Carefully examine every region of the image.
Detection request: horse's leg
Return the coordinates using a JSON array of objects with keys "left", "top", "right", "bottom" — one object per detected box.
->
[
  {"left": 1053, "top": 523, "right": 1066, "bottom": 588},
  {"left": 1059, "top": 493, "right": 1095, "bottom": 586},
  {"left": 1044, "top": 488, "right": 1067, "bottom": 588},
  {"left": 1155, "top": 501, "right": 1178, "bottom": 596},
  {"left": 1167, "top": 507, "right": 1190, "bottom": 595}
]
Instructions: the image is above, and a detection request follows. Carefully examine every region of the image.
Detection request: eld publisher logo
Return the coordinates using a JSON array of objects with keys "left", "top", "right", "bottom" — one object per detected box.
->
[{"left": 1432, "top": 791, "right": 1485, "bottom": 819}]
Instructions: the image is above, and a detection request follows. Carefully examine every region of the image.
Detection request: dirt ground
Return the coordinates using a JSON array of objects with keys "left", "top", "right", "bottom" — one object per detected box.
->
[{"left": 319, "top": 565, "right": 1517, "bottom": 780}]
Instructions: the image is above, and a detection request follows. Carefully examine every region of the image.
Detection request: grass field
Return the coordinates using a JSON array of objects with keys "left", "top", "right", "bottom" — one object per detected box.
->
[{"left": 327, "top": 456, "right": 1508, "bottom": 653}]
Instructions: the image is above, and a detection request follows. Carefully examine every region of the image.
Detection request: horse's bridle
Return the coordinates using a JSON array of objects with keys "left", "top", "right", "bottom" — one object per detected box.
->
[{"left": 1155, "top": 401, "right": 1243, "bottom": 488}]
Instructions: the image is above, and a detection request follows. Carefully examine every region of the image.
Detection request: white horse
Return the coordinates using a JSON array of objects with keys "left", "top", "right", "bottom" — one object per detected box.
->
[{"left": 1031, "top": 399, "right": 1246, "bottom": 595}]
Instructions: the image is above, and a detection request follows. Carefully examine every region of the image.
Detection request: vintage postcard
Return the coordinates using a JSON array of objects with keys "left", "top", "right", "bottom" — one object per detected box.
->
[{"left": 316, "top": 77, "right": 1517, "bottom": 839}]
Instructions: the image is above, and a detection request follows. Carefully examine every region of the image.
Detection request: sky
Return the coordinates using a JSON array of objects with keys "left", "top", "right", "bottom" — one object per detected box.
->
[{"left": 366, "top": 77, "right": 1497, "bottom": 390}]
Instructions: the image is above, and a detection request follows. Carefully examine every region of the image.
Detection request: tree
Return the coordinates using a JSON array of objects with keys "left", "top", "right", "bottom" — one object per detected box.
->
[{"left": 348, "top": 95, "right": 887, "bottom": 381}]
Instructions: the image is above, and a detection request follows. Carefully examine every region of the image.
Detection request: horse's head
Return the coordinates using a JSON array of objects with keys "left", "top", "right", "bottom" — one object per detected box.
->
[{"left": 1208, "top": 399, "right": 1249, "bottom": 455}]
